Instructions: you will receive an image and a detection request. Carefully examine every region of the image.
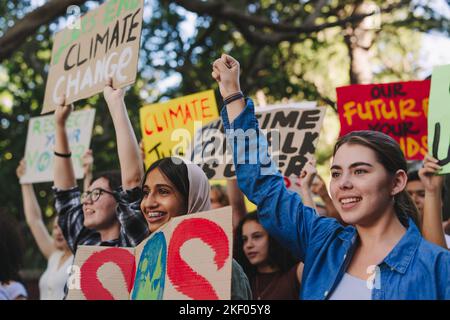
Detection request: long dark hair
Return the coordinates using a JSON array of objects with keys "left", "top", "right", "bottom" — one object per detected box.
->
[
  {"left": 0, "top": 208, "right": 25, "bottom": 284},
  {"left": 333, "top": 130, "right": 420, "bottom": 228},
  {"left": 141, "top": 157, "right": 190, "bottom": 211},
  {"left": 92, "top": 170, "right": 122, "bottom": 191},
  {"left": 234, "top": 212, "right": 298, "bottom": 279}
]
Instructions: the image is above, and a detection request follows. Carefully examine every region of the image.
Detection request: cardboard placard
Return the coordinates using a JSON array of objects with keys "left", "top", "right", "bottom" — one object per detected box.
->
[
  {"left": 428, "top": 64, "right": 450, "bottom": 174},
  {"left": 191, "top": 103, "right": 325, "bottom": 180},
  {"left": 42, "top": 0, "right": 144, "bottom": 113},
  {"left": 66, "top": 246, "right": 135, "bottom": 300},
  {"left": 337, "top": 80, "right": 430, "bottom": 160},
  {"left": 139, "top": 90, "right": 219, "bottom": 168},
  {"left": 67, "top": 207, "right": 233, "bottom": 300},
  {"left": 20, "top": 109, "right": 95, "bottom": 184}
]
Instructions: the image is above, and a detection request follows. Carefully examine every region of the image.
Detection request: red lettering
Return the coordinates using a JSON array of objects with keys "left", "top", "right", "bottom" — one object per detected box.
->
[
  {"left": 167, "top": 218, "right": 229, "bottom": 300},
  {"left": 80, "top": 248, "right": 135, "bottom": 300}
]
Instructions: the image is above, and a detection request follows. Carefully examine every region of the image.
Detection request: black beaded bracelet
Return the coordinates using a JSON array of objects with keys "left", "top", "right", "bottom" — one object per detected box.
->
[
  {"left": 54, "top": 151, "right": 72, "bottom": 158},
  {"left": 223, "top": 91, "right": 244, "bottom": 105}
]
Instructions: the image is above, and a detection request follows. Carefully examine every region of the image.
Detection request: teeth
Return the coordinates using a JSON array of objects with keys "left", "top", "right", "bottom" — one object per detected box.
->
[
  {"left": 341, "top": 197, "right": 361, "bottom": 204},
  {"left": 146, "top": 212, "right": 165, "bottom": 218}
]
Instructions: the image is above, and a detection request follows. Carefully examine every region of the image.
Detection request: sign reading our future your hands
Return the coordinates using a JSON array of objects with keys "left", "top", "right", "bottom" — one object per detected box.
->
[
  {"left": 337, "top": 80, "right": 430, "bottom": 160},
  {"left": 42, "top": 0, "right": 144, "bottom": 114},
  {"left": 20, "top": 109, "right": 95, "bottom": 184}
]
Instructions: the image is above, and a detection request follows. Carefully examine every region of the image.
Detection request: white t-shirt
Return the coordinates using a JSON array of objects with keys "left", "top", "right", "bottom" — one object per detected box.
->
[
  {"left": 445, "top": 234, "right": 450, "bottom": 249},
  {"left": 38, "top": 250, "right": 73, "bottom": 300},
  {"left": 0, "top": 281, "right": 28, "bottom": 300},
  {"left": 328, "top": 273, "right": 372, "bottom": 300}
]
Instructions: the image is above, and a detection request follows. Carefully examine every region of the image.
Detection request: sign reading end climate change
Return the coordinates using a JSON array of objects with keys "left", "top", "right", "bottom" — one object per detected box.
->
[
  {"left": 337, "top": 80, "right": 430, "bottom": 160},
  {"left": 42, "top": 0, "right": 144, "bottom": 114}
]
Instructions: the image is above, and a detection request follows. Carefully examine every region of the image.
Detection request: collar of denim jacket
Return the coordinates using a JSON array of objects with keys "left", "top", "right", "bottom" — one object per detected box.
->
[{"left": 381, "top": 218, "right": 421, "bottom": 274}]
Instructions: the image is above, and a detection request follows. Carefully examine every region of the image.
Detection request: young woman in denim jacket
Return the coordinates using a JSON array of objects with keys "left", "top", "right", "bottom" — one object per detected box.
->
[{"left": 212, "top": 54, "right": 449, "bottom": 300}]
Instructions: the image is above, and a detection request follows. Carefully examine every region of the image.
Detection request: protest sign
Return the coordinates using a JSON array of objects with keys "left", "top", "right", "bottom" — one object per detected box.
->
[
  {"left": 67, "top": 206, "right": 232, "bottom": 300},
  {"left": 337, "top": 80, "right": 430, "bottom": 160},
  {"left": 131, "top": 206, "right": 232, "bottom": 300},
  {"left": 42, "top": 0, "right": 144, "bottom": 113},
  {"left": 140, "top": 90, "right": 219, "bottom": 168},
  {"left": 191, "top": 103, "right": 325, "bottom": 180},
  {"left": 428, "top": 64, "right": 450, "bottom": 174},
  {"left": 66, "top": 246, "right": 136, "bottom": 300},
  {"left": 20, "top": 109, "right": 95, "bottom": 184}
]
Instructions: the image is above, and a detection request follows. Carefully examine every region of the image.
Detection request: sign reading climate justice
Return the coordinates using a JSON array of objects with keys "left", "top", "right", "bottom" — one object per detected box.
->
[
  {"left": 337, "top": 80, "right": 430, "bottom": 160},
  {"left": 66, "top": 207, "right": 232, "bottom": 300},
  {"left": 191, "top": 103, "right": 325, "bottom": 180},
  {"left": 20, "top": 109, "right": 95, "bottom": 184},
  {"left": 42, "top": 0, "right": 144, "bottom": 113},
  {"left": 139, "top": 90, "right": 219, "bottom": 169}
]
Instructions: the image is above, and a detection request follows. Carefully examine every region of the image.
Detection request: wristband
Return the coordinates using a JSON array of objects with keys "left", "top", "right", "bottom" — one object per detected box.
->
[
  {"left": 223, "top": 91, "right": 244, "bottom": 105},
  {"left": 54, "top": 151, "right": 72, "bottom": 158}
]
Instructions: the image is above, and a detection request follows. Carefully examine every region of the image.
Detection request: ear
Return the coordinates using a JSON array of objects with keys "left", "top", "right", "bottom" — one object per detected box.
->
[{"left": 391, "top": 169, "right": 408, "bottom": 196}]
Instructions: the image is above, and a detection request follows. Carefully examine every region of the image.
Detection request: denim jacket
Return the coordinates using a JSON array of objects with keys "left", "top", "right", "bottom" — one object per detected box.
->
[{"left": 221, "top": 98, "right": 450, "bottom": 300}]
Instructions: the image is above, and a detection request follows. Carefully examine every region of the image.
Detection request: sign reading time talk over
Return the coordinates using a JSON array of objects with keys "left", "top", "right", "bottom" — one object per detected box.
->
[
  {"left": 67, "top": 206, "right": 232, "bottom": 300},
  {"left": 191, "top": 102, "right": 325, "bottom": 180},
  {"left": 20, "top": 109, "right": 95, "bottom": 184},
  {"left": 42, "top": 0, "right": 144, "bottom": 113},
  {"left": 337, "top": 80, "right": 430, "bottom": 160}
]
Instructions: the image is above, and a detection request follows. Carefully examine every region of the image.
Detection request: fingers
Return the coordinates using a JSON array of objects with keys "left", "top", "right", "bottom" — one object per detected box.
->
[
  {"left": 106, "top": 77, "right": 113, "bottom": 88},
  {"left": 211, "top": 71, "right": 220, "bottom": 82},
  {"left": 58, "top": 94, "right": 66, "bottom": 106},
  {"left": 213, "top": 58, "right": 229, "bottom": 73},
  {"left": 221, "top": 54, "right": 238, "bottom": 68},
  {"left": 424, "top": 154, "right": 439, "bottom": 164}
]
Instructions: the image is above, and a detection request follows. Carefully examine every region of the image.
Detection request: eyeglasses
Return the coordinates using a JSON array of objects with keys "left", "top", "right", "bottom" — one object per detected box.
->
[{"left": 81, "top": 188, "right": 116, "bottom": 204}]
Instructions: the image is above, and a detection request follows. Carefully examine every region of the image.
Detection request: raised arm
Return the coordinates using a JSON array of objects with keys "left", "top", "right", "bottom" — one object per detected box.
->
[
  {"left": 213, "top": 54, "right": 340, "bottom": 261},
  {"left": 103, "top": 78, "right": 143, "bottom": 190},
  {"left": 212, "top": 54, "right": 245, "bottom": 123},
  {"left": 298, "top": 160, "right": 318, "bottom": 210},
  {"left": 17, "top": 159, "right": 55, "bottom": 259},
  {"left": 311, "top": 174, "right": 342, "bottom": 223},
  {"left": 419, "top": 154, "right": 447, "bottom": 249},
  {"left": 54, "top": 98, "right": 76, "bottom": 189},
  {"left": 226, "top": 179, "right": 247, "bottom": 232}
]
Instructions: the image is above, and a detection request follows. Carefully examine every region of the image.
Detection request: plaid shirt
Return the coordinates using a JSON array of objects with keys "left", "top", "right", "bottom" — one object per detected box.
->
[{"left": 53, "top": 185, "right": 149, "bottom": 254}]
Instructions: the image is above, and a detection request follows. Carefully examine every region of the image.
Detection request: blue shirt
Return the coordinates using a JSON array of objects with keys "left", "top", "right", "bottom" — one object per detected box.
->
[{"left": 221, "top": 98, "right": 450, "bottom": 300}]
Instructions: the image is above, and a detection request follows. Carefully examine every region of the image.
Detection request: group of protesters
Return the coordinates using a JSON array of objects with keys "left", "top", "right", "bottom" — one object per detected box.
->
[{"left": 1, "top": 54, "right": 449, "bottom": 300}]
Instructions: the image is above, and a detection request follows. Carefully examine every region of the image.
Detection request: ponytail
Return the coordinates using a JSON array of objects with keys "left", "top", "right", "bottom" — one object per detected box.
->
[{"left": 394, "top": 190, "right": 421, "bottom": 230}]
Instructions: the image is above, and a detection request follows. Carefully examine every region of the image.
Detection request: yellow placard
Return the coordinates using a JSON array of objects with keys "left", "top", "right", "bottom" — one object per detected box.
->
[{"left": 140, "top": 90, "right": 219, "bottom": 168}]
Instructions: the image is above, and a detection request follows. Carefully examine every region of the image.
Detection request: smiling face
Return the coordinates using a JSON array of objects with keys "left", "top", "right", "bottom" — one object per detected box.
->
[
  {"left": 140, "top": 168, "right": 188, "bottom": 233},
  {"left": 242, "top": 220, "right": 270, "bottom": 268},
  {"left": 330, "top": 143, "right": 399, "bottom": 227},
  {"left": 82, "top": 177, "right": 118, "bottom": 231}
]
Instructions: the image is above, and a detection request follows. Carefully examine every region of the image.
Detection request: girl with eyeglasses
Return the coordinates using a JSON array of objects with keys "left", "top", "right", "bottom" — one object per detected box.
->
[{"left": 52, "top": 78, "right": 148, "bottom": 253}]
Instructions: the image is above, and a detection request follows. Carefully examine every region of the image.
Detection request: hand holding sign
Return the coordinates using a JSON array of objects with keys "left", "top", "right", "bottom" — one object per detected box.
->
[
  {"left": 54, "top": 96, "right": 73, "bottom": 127},
  {"left": 103, "top": 77, "right": 125, "bottom": 110},
  {"left": 16, "top": 158, "right": 26, "bottom": 180},
  {"left": 299, "top": 159, "right": 317, "bottom": 191},
  {"left": 418, "top": 154, "right": 444, "bottom": 193},
  {"left": 212, "top": 54, "right": 241, "bottom": 98}
]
